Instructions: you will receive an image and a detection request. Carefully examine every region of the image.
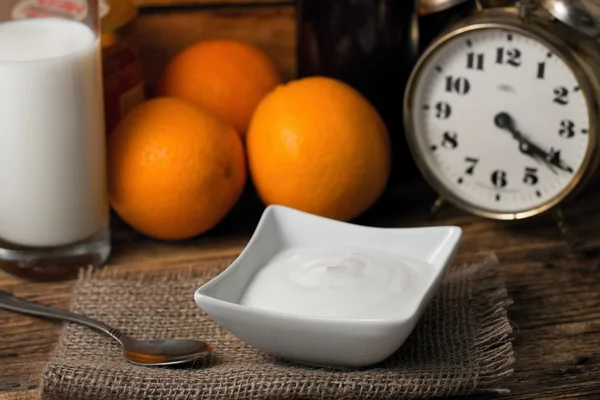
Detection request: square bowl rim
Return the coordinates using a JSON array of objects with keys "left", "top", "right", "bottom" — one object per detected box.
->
[{"left": 194, "top": 205, "right": 462, "bottom": 326}]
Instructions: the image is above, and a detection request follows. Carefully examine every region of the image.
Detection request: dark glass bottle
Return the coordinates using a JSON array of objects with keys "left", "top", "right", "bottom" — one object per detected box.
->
[
  {"left": 296, "top": 0, "right": 474, "bottom": 182},
  {"left": 297, "top": 0, "right": 419, "bottom": 181},
  {"left": 418, "top": 1, "right": 474, "bottom": 49}
]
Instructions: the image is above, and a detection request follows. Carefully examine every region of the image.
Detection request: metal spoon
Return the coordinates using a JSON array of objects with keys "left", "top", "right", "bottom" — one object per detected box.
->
[{"left": 0, "top": 290, "right": 212, "bottom": 366}]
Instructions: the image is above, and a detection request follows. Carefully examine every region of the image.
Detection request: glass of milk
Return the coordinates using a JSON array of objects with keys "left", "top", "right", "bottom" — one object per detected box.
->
[{"left": 0, "top": 0, "right": 110, "bottom": 280}]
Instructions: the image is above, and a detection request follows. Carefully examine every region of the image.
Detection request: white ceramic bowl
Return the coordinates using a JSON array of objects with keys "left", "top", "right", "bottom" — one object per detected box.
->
[{"left": 194, "top": 205, "right": 462, "bottom": 368}]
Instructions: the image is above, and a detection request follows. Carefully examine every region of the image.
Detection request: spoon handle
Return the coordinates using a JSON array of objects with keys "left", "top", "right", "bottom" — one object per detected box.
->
[{"left": 0, "top": 290, "right": 123, "bottom": 342}]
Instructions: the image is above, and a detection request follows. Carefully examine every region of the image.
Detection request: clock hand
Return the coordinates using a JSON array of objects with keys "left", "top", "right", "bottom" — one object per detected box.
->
[
  {"left": 495, "top": 112, "right": 562, "bottom": 172},
  {"left": 494, "top": 112, "right": 520, "bottom": 140},
  {"left": 494, "top": 112, "right": 574, "bottom": 174},
  {"left": 519, "top": 141, "right": 559, "bottom": 175},
  {"left": 494, "top": 112, "right": 548, "bottom": 162}
]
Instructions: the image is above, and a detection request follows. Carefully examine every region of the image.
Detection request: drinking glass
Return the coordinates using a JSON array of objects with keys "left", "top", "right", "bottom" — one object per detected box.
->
[{"left": 0, "top": 0, "right": 110, "bottom": 281}]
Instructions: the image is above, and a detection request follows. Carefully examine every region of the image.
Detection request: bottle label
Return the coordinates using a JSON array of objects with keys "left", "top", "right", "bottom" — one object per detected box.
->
[
  {"left": 12, "top": 0, "right": 90, "bottom": 21},
  {"left": 99, "top": 0, "right": 110, "bottom": 18}
]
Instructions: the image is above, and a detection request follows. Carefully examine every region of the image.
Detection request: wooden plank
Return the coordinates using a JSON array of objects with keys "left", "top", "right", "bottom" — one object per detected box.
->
[
  {"left": 134, "top": 5, "right": 296, "bottom": 91},
  {"left": 0, "top": 391, "right": 38, "bottom": 400},
  {"left": 0, "top": 280, "right": 73, "bottom": 394},
  {"left": 3, "top": 185, "right": 600, "bottom": 399}
]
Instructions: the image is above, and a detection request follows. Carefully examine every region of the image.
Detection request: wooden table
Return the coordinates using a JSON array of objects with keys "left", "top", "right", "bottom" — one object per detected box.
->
[
  {"left": 3, "top": 2, "right": 600, "bottom": 399},
  {"left": 3, "top": 180, "right": 600, "bottom": 400}
]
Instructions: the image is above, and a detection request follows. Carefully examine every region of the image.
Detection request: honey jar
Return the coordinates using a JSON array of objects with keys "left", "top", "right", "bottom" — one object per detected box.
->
[{"left": 101, "top": 0, "right": 145, "bottom": 135}]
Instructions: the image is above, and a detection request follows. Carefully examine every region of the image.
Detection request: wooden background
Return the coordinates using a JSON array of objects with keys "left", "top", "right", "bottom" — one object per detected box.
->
[{"left": 131, "top": 0, "right": 297, "bottom": 91}]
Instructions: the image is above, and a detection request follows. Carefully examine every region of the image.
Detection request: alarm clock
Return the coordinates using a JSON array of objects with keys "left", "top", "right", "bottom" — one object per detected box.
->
[{"left": 404, "top": 0, "right": 600, "bottom": 220}]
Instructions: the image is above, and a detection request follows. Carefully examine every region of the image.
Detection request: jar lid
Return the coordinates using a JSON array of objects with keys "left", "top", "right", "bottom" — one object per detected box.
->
[
  {"left": 416, "top": 0, "right": 471, "bottom": 15},
  {"left": 540, "top": 0, "right": 600, "bottom": 37}
]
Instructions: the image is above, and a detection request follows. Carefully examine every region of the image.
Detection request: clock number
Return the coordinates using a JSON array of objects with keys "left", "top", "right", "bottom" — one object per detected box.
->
[
  {"left": 435, "top": 102, "right": 452, "bottom": 119},
  {"left": 491, "top": 170, "right": 508, "bottom": 188},
  {"left": 464, "top": 157, "right": 479, "bottom": 175},
  {"left": 559, "top": 119, "right": 575, "bottom": 138},
  {"left": 445, "top": 76, "right": 471, "bottom": 95},
  {"left": 537, "top": 62, "right": 546, "bottom": 79},
  {"left": 442, "top": 132, "right": 458, "bottom": 149},
  {"left": 523, "top": 167, "right": 539, "bottom": 186},
  {"left": 496, "top": 47, "right": 522, "bottom": 67},
  {"left": 553, "top": 86, "right": 569, "bottom": 105},
  {"left": 467, "top": 52, "right": 485, "bottom": 70},
  {"left": 496, "top": 48, "right": 504, "bottom": 64}
]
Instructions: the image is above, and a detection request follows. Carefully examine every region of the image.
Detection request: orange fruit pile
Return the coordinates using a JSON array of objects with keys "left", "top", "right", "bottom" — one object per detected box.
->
[{"left": 108, "top": 39, "right": 391, "bottom": 241}]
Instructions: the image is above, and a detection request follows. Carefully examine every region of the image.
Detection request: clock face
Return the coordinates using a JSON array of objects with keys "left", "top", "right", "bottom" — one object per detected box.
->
[{"left": 407, "top": 26, "right": 592, "bottom": 217}]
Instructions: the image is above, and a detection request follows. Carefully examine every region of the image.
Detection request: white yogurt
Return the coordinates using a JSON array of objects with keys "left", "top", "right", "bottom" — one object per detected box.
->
[
  {"left": 239, "top": 248, "right": 429, "bottom": 319},
  {"left": 0, "top": 18, "right": 108, "bottom": 247}
]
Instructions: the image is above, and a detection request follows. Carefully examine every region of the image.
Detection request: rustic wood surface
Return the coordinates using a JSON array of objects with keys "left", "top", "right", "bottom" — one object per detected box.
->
[
  {"left": 3, "top": 181, "right": 600, "bottom": 399},
  {"left": 4, "top": 2, "right": 600, "bottom": 399}
]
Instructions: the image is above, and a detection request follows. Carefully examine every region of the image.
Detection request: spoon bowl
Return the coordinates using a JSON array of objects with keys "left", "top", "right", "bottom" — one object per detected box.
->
[{"left": 122, "top": 338, "right": 212, "bottom": 366}]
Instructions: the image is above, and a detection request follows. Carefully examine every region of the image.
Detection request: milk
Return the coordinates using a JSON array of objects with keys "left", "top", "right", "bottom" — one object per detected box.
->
[{"left": 0, "top": 18, "right": 108, "bottom": 247}]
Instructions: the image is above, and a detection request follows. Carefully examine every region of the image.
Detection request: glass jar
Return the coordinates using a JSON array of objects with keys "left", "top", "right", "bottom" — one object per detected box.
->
[{"left": 101, "top": 0, "right": 146, "bottom": 135}]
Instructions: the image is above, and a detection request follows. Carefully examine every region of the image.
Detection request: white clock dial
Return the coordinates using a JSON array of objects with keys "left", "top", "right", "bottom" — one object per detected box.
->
[{"left": 409, "top": 27, "right": 591, "bottom": 216}]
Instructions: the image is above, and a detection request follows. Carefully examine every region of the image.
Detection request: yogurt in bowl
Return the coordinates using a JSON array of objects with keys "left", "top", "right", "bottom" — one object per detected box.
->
[
  {"left": 239, "top": 247, "right": 430, "bottom": 320},
  {"left": 194, "top": 205, "right": 462, "bottom": 368}
]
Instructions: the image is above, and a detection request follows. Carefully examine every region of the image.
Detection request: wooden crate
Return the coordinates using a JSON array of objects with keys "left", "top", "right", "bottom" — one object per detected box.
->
[{"left": 131, "top": 1, "right": 296, "bottom": 90}]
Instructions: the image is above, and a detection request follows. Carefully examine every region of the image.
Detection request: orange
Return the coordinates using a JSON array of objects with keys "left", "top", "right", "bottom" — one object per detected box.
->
[
  {"left": 156, "top": 40, "right": 283, "bottom": 137},
  {"left": 108, "top": 97, "right": 247, "bottom": 240},
  {"left": 246, "top": 77, "right": 391, "bottom": 222}
]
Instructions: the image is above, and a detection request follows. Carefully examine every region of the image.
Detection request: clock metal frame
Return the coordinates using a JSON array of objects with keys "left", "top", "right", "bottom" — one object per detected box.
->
[{"left": 403, "top": 7, "right": 600, "bottom": 220}]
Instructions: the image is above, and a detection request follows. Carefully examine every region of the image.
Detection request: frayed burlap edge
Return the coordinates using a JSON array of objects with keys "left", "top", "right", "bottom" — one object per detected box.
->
[
  {"left": 38, "top": 254, "right": 515, "bottom": 400},
  {"left": 457, "top": 255, "right": 515, "bottom": 394}
]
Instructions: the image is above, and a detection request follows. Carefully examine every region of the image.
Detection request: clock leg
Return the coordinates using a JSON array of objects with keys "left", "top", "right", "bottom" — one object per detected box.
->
[
  {"left": 551, "top": 207, "right": 580, "bottom": 248},
  {"left": 429, "top": 196, "right": 447, "bottom": 220}
]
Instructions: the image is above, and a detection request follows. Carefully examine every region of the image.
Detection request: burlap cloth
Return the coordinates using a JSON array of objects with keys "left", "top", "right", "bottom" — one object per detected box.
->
[{"left": 40, "top": 257, "right": 514, "bottom": 400}]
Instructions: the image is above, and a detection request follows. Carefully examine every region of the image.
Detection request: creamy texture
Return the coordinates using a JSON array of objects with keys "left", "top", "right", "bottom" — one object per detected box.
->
[
  {"left": 239, "top": 248, "right": 429, "bottom": 319},
  {"left": 0, "top": 18, "right": 108, "bottom": 247}
]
